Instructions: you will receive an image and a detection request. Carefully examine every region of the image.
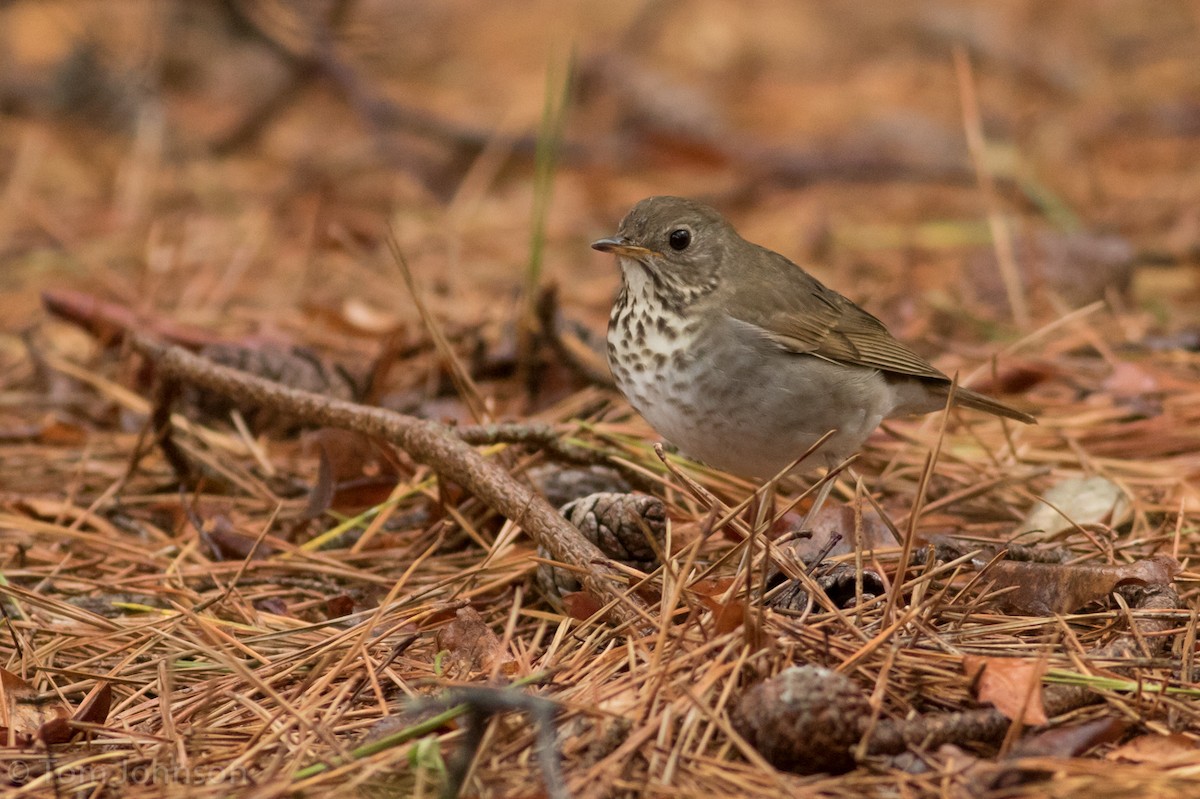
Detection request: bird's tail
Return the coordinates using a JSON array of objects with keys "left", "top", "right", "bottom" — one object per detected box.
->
[{"left": 950, "top": 386, "right": 1037, "bottom": 424}]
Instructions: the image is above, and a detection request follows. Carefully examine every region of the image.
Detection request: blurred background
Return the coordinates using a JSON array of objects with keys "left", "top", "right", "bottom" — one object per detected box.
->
[
  {"left": 4, "top": 5, "right": 1200, "bottom": 793},
  {"left": 2, "top": 0, "right": 1199, "bottom": 411}
]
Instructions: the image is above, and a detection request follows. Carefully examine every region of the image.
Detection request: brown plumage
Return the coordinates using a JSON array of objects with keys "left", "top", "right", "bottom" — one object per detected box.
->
[{"left": 594, "top": 196, "right": 1034, "bottom": 479}]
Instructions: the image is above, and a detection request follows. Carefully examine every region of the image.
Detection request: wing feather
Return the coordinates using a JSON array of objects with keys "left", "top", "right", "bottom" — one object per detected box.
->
[
  {"left": 751, "top": 284, "right": 949, "bottom": 382},
  {"left": 719, "top": 243, "right": 1034, "bottom": 422}
]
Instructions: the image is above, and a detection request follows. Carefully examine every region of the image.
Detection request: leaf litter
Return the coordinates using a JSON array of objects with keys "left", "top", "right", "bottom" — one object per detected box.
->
[{"left": 2, "top": 2, "right": 1200, "bottom": 798}]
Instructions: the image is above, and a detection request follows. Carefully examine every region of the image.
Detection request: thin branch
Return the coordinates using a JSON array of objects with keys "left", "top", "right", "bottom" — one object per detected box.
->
[{"left": 131, "top": 336, "right": 649, "bottom": 628}]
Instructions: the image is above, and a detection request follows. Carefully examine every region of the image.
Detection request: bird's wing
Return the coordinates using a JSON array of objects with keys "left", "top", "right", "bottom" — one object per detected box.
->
[{"left": 725, "top": 249, "right": 950, "bottom": 382}]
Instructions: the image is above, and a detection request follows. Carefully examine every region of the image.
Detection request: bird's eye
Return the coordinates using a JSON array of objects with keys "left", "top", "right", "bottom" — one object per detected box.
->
[{"left": 668, "top": 229, "right": 691, "bottom": 251}]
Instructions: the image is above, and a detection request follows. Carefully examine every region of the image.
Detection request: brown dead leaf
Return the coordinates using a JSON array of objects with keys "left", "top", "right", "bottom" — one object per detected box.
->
[
  {"left": 665, "top": 520, "right": 705, "bottom": 553},
  {"left": 965, "top": 360, "right": 1058, "bottom": 397},
  {"left": 985, "top": 717, "right": 1131, "bottom": 792},
  {"left": 562, "top": 591, "right": 604, "bottom": 621},
  {"left": 71, "top": 682, "right": 112, "bottom": 729},
  {"left": 1007, "top": 717, "right": 1129, "bottom": 759},
  {"left": 690, "top": 577, "right": 736, "bottom": 597},
  {"left": 435, "top": 607, "right": 515, "bottom": 676},
  {"left": 690, "top": 578, "right": 746, "bottom": 634},
  {"left": 340, "top": 297, "right": 403, "bottom": 334},
  {"left": 767, "top": 563, "right": 887, "bottom": 613},
  {"left": 787, "top": 503, "right": 894, "bottom": 561},
  {"left": 37, "top": 717, "right": 75, "bottom": 745},
  {"left": 256, "top": 597, "right": 290, "bottom": 616},
  {"left": 325, "top": 594, "right": 355, "bottom": 619},
  {"left": 1107, "top": 733, "right": 1200, "bottom": 766},
  {"left": 962, "top": 656, "right": 1048, "bottom": 725},
  {"left": 36, "top": 415, "right": 89, "bottom": 446},
  {"left": 713, "top": 598, "right": 746, "bottom": 635},
  {"left": 304, "top": 443, "right": 336, "bottom": 520},
  {"left": 41, "top": 288, "right": 220, "bottom": 348},
  {"left": 192, "top": 507, "right": 276, "bottom": 562},
  {"left": 983, "top": 554, "right": 1180, "bottom": 615},
  {"left": 304, "top": 429, "right": 405, "bottom": 512},
  {"left": 0, "top": 668, "right": 69, "bottom": 748}
]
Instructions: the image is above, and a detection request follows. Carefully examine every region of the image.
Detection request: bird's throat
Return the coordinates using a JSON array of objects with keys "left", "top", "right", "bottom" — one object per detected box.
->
[{"left": 615, "top": 257, "right": 714, "bottom": 316}]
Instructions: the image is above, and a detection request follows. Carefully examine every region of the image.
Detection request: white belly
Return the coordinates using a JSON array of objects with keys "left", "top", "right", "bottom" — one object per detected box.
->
[{"left": 609, "top": 304, "right": 901, "bottom": 479}]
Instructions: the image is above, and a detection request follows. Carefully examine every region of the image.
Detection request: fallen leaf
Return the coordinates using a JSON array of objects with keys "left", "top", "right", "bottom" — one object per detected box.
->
[
  {"left": 71, "top": 682, "right": 112, "bottom": 728},
  {"left": 766, "top": 563, "right": 887, "bottom": 612},
  {"left": 191, "top": 506, "right": 276, "bottom": 562},
  {"left": 38, "top": 717, "right": 74, "bottom": 745},
  {"left": 435, "top": 608, "right": 515, "bottom": 676},
  {"left": 561, "top": 591, "right": 603, "bottom": 621},
  {"left": 1007, "top": 717, "right": 1128, "bottom": 759},
  {"left": 689, "top": 577, "right": 736, "bottom": 597},
  {"left": 304, "top": 429, "right": 405, "bottom": 512},
  {"left": 985, "top": 717, "right": 1130, "bottom": 791},
  {"left": 41, "top": 288, "right": 219, "bottom": 348},
  {"left": 36, "top": 415, "right": 89, "bottom": 446},
  {"left": 325, "top": 594, "right": 355, "bottom": 618},
  {"left": 340, "top": 297, "right": 402, "bottom": 334},
  {"left": 690, "top": 578, "right": 747, "bottom": 634},
  {"left": 963, "top": 656, "right": 1048, "bottom": 725},
  {"left": 713, "top": 598, "right": 746, "bottom": 634},
  {"left": 786, "top": 503, "right": 894, "bottom": 561},
  {"left": 0, "top": 668, "right": 69, "bottom": 748},
  {"left": 1107, "top": 733, "right": 1200, "bottom": 766},
  {"left": 256, "top": 597, "right": 290, "bottom": 616},
  {"left": 304, "top": 444, "right": 336, "bottom": 520},
  {"left": 964, "top": 360, "right": 1058, "bottom": 397},
  {"left": 982, "top": 554, "right": 1180, "bottom": 615},
  {"left": 1016, "top": 476, "right": 1131, "bottom": 540}
]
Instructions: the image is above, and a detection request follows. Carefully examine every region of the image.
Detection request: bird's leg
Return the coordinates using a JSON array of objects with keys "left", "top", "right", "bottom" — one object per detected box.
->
[
  {"left": 745, "top": 480, "right": 778, "bottom": 536},
  {"left": 798, "top": 475, "right": 836, "bottom": 531},
  {"left": 798, "top": 458, "right": 855, "bottom": 531}
]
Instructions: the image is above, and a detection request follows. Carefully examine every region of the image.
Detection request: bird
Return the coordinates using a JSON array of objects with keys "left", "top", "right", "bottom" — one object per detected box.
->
[{"left": 593, "top": 196, "right": 1035, "bottom": 481}]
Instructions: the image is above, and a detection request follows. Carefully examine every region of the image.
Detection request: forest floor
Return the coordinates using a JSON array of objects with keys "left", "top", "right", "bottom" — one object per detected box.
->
[{"left": 1, "top": 2, "right": 1200, "bottom": 797}]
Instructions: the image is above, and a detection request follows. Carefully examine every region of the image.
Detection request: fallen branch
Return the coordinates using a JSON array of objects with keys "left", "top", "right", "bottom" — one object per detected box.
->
[
  {"left": 131, "top": 335, "right": 649, "bottom": 628},
  {"left": 408, "top": 687, "right": 568, "bottom": 799},
  {"left": 456, "top": 422, "right": 654, "bottom": 492}
]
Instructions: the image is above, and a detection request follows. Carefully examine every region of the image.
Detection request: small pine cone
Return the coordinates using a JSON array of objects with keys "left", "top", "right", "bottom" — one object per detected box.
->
[
  {"left": 563, "top": 492, "right": 666, "bottom": 562},
  {"left": 731, "top": 665, "right": 869, "bottom": 774},
  {"left": 537, "top": 492, "right": 666, "bottom": 602}
]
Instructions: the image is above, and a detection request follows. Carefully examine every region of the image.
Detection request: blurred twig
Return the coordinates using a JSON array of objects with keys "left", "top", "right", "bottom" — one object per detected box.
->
[
  {"left": 213, "top": 0, "right": 547, "bottom": 194},
  {"left": 518, "top": 52, "right": 575, "bottom": 401},
  {"left": 212, "top": 0, "right": 1006, "bottom": 199},
  {"left": 954, "top": 46, "right": 1030, "bottom": 328},
  {"left": 133, "top": 335, "right": 652, "bottom": 628}
]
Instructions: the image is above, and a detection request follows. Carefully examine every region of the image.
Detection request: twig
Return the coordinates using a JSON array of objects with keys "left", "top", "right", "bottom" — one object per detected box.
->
[
  {"left": 212, "top": 0, "right": 546, "bottom": 169},
  {"left": 534, "top": 284, "right": 613, "bottom": 387},
  {"left": 408, "top": 687, "right": 568, "bottom": 799},
  {"left": 455, "top": 421, "right": 654, "bottom": 491},
  {"left": 954, "top": 46, "right": 1030, "bottom": 327},
  {"left": 131, "top": 336, "right": 648, "bottom": 628}
]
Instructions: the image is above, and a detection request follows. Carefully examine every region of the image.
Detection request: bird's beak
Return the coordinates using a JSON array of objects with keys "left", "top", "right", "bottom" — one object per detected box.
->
[{"left": 591, "top": 237, "right": 659, "bottom": 258}]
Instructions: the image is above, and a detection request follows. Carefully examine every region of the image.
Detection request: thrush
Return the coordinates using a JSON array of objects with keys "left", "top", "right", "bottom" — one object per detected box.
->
[{"left": 593, "top": 196, "right": 1035, "bottom": 480}]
